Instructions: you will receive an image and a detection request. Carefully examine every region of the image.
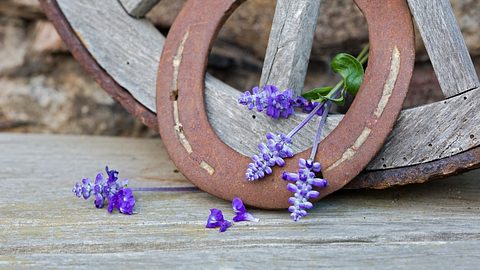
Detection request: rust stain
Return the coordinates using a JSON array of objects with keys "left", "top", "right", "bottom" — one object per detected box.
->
[{"left": 374, "top": 47, "right": 400, "bottom": 117}]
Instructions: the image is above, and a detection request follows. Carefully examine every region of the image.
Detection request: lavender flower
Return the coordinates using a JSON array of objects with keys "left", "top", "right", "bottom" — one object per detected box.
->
[
  {"left": 282, "top": 158, "right": 328, "bottom": 221},
  {"left": 246, "top": 132, "right": 294, "bottom": 181},
  {"left": 108, "top": 187, "right": 135, "bottom": 215},
  {"left": 295, "top": 96, "right": 324, "bottom": 116},
  {"left": 206, "top": 209, "right": 232, "bottom": 232},
  {"left": 72, "top": 166, "right": 135, "bottom": 215},
  {"left": 239, "top": 85, "right": 298, "bottom": 119},
  {"left": 232, "top": 197, "right": 259, "bottom": 222}
]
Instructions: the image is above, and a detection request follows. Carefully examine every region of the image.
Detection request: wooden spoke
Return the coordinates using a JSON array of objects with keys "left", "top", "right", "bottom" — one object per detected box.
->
[
  {"left": 260, "top": 0, "right": 321, "bottom": 95},
  {"left": 118, "top": 0, "right": 161, "bottom": 18},
  {"left": 407, "top": 0, "right": 479, "bottom": 97}
]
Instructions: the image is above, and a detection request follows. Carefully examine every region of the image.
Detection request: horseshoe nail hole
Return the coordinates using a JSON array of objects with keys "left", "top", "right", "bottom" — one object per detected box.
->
[
  {"left": 381, "top": 157, "right": 385, "bottom": 161},
  {"left": 170, "top": 90, "right": 179, "bottom": 101},
  {"left": 173, "top": 169, "right": 179, "bottom": 173},
  {"left": 126, "top": 61, "right": 130, "bottom": 65},
  {"left": 403, "top": 157, "right": 407, "bottom": 161},
  {"left": 252, "top": 115, "right": 256, "bottom": 119},
  {"left": 464, "top": 96, "right": 468, "bottom": 100},
  {"left": 471, "top": 134, "right": 475, "bottom": 139},
  {"left": 428, "top": 143, "right": 432, "bottom": 147},
  {"left": 382, "top": 164, "right": 387, "bottom": 168}
]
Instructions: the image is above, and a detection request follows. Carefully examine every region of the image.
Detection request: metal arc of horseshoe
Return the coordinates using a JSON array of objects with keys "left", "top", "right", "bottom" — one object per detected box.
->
[{"left": 156, "top": 0, "right": 415, "bottom": 209}]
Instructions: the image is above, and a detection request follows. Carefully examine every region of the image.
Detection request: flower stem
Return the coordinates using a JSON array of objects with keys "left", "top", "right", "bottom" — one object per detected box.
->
[
  {"left": 286, "top": 83, "right": 342, "bottom": 139},
  {"left": 309, "top": 101, "right": 332, "bottom": 160},
  {"left": 286, "top": 45, "right": 369, "bottom": 140},
  {"left": 131, "top": 187, "right": 199, "bottom": 192},
  {"left": 286, "top": 101, "right": 324, "bottom": 138},
  {"left": 357, "top": 44, "right": 370, "bottom": 62},
  {"left": 359, "top": 53, "right": 369, "bottom": 65}
]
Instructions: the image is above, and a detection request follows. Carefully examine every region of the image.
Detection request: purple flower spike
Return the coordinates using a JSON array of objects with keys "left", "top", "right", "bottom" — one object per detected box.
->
[
  {"left": 232, "top": 197, "right": 259, "bottom": 223},
  {"left": 73, "top": 166, "right": 135, "bottom": 215},
  {"left": 239, "top": 85, "right": 300, "bottom": 119},
  {"left": 246, "top": 133, "right": 294, "bottom": 181},
  {"left": 282, "top": 158, "right": 328, "bottom": 222},
  {"left": 206, "top": 209, "right": 232, "bottom": 232}
]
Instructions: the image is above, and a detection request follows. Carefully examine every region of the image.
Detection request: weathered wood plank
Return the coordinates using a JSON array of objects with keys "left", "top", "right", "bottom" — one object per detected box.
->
[
  {"left": 56, "top": 0, "right": 480, "bottom": 170},
  {"left": 260, "top": 0, "right": 321, "bottom": 95},
  {"left": 368, "top": 87, "right": 480, "bottom": 169},
  {"left": 1, "top": 133, "right": 480, "bottom": 268},
  {"left": 118, "top": 0, "right": 161, "bottom": 18},
  {"left": 408, "top": 0, "right": 479, "bottom": 97}
]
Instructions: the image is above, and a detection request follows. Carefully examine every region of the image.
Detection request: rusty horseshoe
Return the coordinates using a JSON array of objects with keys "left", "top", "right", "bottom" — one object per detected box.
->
[{"left": 156, "top": 0, "right": 415, "bottom": 209}]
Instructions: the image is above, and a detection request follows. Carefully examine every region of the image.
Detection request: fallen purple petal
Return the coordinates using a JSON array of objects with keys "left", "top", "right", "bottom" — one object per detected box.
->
[
  {"left": 232, "top": 197, "right": 259, "bottom": 223},
  {"left": 206, "top": 208, "right": 232, "bottom": 232}
]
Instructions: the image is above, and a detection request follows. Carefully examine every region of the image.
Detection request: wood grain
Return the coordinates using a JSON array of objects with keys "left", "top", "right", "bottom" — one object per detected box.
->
[
  {"left": 407, "top": 0, "right": 479, "bottom": 97},
  {"left": 368, "top": 87, "right": 480, "bottom": 169},
  {"left": 1, "top": 133, "right": 480, "bottom": 268},
  {"left": 118, "top": 0, "right": 161, "bottom": 18},
  {"left": 55, "top": 0, "right": 480, "bottom": 169},
  {"left": 260, "top": 0, "right": 321, "bottom": 95}
]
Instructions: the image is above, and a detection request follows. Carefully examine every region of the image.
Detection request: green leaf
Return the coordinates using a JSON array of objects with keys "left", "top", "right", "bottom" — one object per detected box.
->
[
  {"left": 301, "top": 86, "right": 333, "bottom": 101},
  {"left": 331, "top": 53, "right": 364, "bottom": 95}
]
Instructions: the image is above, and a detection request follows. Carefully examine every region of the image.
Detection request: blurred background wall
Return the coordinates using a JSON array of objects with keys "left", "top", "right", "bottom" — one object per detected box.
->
[{"left": 1, "top": 0, "right": 479, "bottom": 137}]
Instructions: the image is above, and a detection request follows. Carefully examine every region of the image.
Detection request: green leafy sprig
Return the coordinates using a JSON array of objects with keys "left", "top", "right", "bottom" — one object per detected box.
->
[{"left": 302, "top": 45, "right": 369, "bottom": 106}]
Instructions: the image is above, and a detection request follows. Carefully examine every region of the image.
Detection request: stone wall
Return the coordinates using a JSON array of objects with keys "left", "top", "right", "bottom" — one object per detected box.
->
[{"left": 0, "top": 0, "right": 479, "bottom": 136}]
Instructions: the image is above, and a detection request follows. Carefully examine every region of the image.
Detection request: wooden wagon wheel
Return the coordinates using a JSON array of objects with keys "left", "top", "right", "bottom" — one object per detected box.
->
[{"left": 40, "top": 0, "right": 480, "bottom": 193}]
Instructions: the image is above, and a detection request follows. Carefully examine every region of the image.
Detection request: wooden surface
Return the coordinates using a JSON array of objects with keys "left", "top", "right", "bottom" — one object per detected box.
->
[
  {"left": 260, "top": 0, "right": 321, "bottom": 95},
  {"left": 1, "top": 133, "right": 480, "bottom": 268},
  {"left": 118, "top": 0, "right": 161, "bottom": 17},
  {"left": 407, "top": 0, "right": 479, "bottom": 97},
  {"left": 54, "top": 0, "right": 480, "bottom": 170}
]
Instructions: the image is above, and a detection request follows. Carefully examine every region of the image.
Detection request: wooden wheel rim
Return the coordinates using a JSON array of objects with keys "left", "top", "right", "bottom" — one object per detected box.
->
[{"left": 156, "top": 0, "right": 415, "bottom": 209}]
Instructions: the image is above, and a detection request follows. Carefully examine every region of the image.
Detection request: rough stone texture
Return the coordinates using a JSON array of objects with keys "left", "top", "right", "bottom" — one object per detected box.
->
[
  {"left": 0, "top": 1, "right": 155, "bottom": 136},
  {"left": 0, "top": 0, "right": 478, "bottom": 135},
  {"left": 0, "top": 59, "right": 153, "bottom": 136}
]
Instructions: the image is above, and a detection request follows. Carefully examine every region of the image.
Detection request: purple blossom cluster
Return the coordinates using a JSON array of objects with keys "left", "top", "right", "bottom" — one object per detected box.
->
[
  {"left": 295, "top": 96, "right": 324, "bottom": 116},
  {"left": 239, "top": 85, "right": 319, "bottom": 119},
  {"left": 246, "top": 132, "right": 294, "bottom": 181},
  {"left": 72, "top": 166, "right": 135, "bottom": 215},
  {"left": 282, "top": 159, "right": 328, "bottom": 221},
  {"left": 232, "top": 197, "right": 259, "bottom": 222},
  {"left": 206, "top": 197, "right": 258, "bottom": 232}
]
